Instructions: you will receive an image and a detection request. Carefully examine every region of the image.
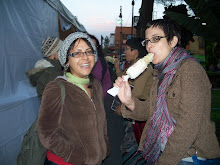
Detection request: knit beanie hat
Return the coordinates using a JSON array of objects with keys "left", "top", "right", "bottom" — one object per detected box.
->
[
  {"left": 58, "top": 32, "right": 98, "bottom": 67},
  {"left": 41, "top": 37, "right": 63, "bottom": 57},
  {"left": 126, "top": 37, "right": 147, "bottom": 58}
]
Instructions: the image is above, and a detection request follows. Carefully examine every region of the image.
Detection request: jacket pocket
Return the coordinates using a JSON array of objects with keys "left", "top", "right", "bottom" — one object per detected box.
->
[{"left": 166, "top": 87, "right": 180, "bottom": 117}]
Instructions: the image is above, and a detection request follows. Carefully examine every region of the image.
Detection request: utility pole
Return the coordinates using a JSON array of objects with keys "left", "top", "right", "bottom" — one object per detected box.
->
[
  {"left": 101, "top": 35, "right": 104, "bottom": 49},
  {"left": 119, "top": 6, "right": 122, "bottom": 60},
  {"left": 131, "top": 0, "right": 135, "bottom": 38}
]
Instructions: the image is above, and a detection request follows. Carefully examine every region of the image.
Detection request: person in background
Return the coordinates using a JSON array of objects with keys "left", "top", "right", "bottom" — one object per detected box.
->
[
  {"left": 88, "top": 34, "right": 112, "bottom": 97},
  {"left": 114, "top": 37, "right": 153, "bottom": 98},
  {"left": 88, "top": 35, "right": 124, "bottom": 164},
  {"left": 26, "top": 37, "right": 63, "bottom": 100},
  {"left": 114, "top": 19, "right": 220, "bottom": 165},
  {"left": 17, "top": 37, "right": 63, "bottom": 165},
  {"left": 38, "top": 32, "right": 109, "bottom": 165},
  {"left": 114, "top": 37, "right": 153, "bottom": 116},
  {"left": 114, "top": 37, "right": 154, "bottom": 164}
]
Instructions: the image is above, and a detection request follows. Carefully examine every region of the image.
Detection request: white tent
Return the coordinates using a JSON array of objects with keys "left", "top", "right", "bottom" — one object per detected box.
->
[{"left": 0, "top": 0, "right": 86, "bottom": 164}]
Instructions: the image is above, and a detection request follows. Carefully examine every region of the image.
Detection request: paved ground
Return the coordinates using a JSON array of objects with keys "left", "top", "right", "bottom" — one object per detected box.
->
[{"left": 102, "top": 94, "right": 124, "bottom": 165}]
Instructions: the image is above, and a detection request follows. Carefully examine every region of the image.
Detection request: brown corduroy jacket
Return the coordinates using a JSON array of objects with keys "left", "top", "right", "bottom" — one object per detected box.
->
[
  {"left": 38, "top": 77, "right": 109, "bottom": 165},
  {"left": 121, "top": 59, "right": 220, "bottom": 165}
]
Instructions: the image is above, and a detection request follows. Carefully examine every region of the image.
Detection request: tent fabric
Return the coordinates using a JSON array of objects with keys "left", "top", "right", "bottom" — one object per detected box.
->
[
  {"left": 45, "top": 0, "right": 86, "bottom": 32},
  {"left": 0, "top": 0, "right": 86, "bottom": 164}
]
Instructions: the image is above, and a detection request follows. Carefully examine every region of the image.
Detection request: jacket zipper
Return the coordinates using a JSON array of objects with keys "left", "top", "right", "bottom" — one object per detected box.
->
[
  {"left": 90, "top": 99, "right": 96, "bottom": 111},
  {"left": 90, "top": 97, "right": 103, "bottom": 157}
]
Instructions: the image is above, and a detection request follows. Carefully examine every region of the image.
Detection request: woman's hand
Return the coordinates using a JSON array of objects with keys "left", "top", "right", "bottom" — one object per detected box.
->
[{"left": 113, "top": 76, "right": 135, "bottom": 111}]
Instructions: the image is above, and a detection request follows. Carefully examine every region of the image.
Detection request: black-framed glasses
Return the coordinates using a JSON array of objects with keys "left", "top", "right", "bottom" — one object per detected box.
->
[
  {"left": 141, "top": 36, "right": 166, "bottom": 46},
  {"left": 68, "top": 50, "right": 95, "bottom": 58}
]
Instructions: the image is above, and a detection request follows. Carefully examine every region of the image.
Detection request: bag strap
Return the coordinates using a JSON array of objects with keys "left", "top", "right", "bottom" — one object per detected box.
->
[{"left": 57, "top": 81, "right": 66, "bottom": 105}]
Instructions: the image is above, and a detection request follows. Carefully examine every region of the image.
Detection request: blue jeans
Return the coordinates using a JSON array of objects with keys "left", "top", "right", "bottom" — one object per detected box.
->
[
  {"left": 178, "top": 157, "right": 220, "bottom": 165},
  {"left": 178, "top": 160, "right": 194, "bottom": 165}
]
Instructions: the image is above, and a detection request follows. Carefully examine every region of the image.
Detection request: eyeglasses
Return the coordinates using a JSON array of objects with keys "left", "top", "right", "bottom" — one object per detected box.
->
[
  {"left": 68, "top": 50, "right": 95, "bottom": 58},
  {"left": 141, "top": 36, "right": 166, "bottom": 46}
]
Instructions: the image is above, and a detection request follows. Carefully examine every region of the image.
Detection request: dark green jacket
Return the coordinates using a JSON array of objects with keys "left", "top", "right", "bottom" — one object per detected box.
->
[{"left": 26, "top": 58, "right": 63, "bottom": 100}]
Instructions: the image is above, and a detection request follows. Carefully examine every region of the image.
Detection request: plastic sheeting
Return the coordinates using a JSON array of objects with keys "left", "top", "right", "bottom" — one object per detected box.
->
[
  {"left": 45, "top": 0, "right": 86, "bottom": 32},
  {"left": 0, "top": 0, "right": 85, "bottom": 164}
]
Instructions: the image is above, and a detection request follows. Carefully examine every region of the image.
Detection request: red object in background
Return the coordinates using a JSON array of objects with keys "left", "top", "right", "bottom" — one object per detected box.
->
[
  {"left": 124, "top": 61, "right": 130, "bottom": 69},
  {"left": 133, "top": 121, "right": 146, "bottom": 145},
  {"left": 46, "top": 150, "right": 74, "bottom": 165}
]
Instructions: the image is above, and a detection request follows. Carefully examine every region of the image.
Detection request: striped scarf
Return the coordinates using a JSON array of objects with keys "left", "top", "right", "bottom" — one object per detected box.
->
[{"left": 142, "top": 47, "right": 196, "bottom": 163}]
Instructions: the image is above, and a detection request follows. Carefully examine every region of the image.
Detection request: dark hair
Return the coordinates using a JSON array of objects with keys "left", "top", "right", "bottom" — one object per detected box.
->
[
  {"left": 66, "top": 38, "right": 95, "bottom": 88},
  {"left": 126, "top": 37, "right": 147, "bottom": 58},
  {"left": 88, "top": 34, "right": 107, "bottom": 82},
  {"left": 146, "top": 19, "right": 181, "bottom": 47}
]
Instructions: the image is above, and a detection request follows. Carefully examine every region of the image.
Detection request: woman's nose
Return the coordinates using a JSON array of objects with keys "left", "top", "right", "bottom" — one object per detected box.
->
[
  {"left": 82, "top": 52, "right": 89, "bottom": 59},
  {"left": 146, "top": 42, "right": 153, "bottom": 51}
]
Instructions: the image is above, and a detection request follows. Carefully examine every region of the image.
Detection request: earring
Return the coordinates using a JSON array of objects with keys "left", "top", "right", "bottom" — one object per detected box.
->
[{"left": 64, "top": 64, "right": 69, "bottom": 72}]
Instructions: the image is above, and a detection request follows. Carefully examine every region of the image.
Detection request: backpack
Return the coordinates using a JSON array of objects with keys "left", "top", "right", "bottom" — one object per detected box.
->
[{"left": 17, "top": 81, "right": 66, "bottom": 165}]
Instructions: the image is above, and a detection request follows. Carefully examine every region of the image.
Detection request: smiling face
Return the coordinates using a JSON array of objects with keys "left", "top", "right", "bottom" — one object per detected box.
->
[
  {"left": 66, "top": 39, "right": 95, "bottom": 78},
  {"left": 145, "top": 26, "right": 177, "bottom": 64}
]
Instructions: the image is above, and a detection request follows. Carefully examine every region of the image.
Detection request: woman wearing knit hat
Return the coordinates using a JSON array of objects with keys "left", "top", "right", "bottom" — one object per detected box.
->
[
  {"left": 41, "top": 37, "right": 63, "bottom": 60},
  {"left": 26, "top": 37, "right": 63, "bottom": 100},
  {"left": 18, "top": 37, "right": 64, "bottom": 165},
  {"left": 38, "top": 32, "right": 109, "bottom": 165},
  {"left": 113, "top": 37, "right": 153, "bottom": 164}
]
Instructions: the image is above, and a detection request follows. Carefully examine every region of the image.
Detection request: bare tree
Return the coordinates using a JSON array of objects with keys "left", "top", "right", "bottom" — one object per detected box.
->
[
  {"left": 136, "top": 0, "right": 187, "bottom": 37},
  {"left": 136, "top": 0, "right": 154, "bottom": 37}
]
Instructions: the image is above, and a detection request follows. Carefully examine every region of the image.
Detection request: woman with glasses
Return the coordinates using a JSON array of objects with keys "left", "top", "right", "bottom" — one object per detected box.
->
[
  {"left": 38, "top": 32, "right": 109, "bottom": 165},
  {"left": 114, "top": 19, "right": 220, "bottom": 164}
]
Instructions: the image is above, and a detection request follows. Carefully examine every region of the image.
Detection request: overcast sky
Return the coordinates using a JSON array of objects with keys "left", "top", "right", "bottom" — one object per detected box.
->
[{"left": 60, "top": 0, "right": 165, "bottom": 40}]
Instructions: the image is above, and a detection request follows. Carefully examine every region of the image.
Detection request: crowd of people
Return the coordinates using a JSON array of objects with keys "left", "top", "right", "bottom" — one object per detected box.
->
[{"left": 19, "top": 18, "right": 220, "bottom": 165}]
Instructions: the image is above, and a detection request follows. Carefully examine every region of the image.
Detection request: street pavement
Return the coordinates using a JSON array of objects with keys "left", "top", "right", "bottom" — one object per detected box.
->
[{"left": 102, "top": 94, "right": 124, "bottom": 165}]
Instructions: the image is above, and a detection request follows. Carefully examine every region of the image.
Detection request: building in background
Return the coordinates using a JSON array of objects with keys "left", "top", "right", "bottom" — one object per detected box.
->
[
  {"left": 109, "top": 33, "right": 115, "bottom": 47},
  {"left": 187, "top": 36, "right": 205, "bottom": 55},
  {"left": 114, "top": 26, "right": 136, "bottom": 58}
]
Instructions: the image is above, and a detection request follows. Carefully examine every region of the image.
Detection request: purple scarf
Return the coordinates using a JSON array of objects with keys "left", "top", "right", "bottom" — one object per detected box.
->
[{"left": 142, "top": 47, "right": 196, "bottom": 163}]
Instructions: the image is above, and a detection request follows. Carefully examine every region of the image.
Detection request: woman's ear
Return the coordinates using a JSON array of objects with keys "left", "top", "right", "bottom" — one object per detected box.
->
[{"left": 171, "top": 36, "right": 178, "bottom": 48}]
